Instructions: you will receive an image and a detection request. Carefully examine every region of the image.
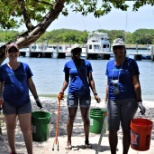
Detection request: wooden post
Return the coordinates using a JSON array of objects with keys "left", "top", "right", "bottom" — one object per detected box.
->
[
  {"left": 136, "top": 43, "right": 138, "bottom": 53},
  {"left": 151, "top": 46, "right": 154, "bottom": 61}
]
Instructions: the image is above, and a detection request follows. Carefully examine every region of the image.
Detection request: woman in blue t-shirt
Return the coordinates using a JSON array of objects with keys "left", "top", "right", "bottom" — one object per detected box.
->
[
  {"left": 105, "top": 38, "right": 146, "bottom": 154},
  {"left": 58, "top": 45, "right": 101, "bottom": 149},
  {"left": 0, "top": 43, "right": 42, "bottom": 154}
]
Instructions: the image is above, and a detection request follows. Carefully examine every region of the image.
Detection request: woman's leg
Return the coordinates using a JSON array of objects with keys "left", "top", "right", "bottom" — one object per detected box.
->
[
  {"left": 122, "top": 129, "right": 130, "bottom": 154},
  {"left": 120, "top": 98, "right": 138, "bottom": 154},
  {"left": 18, "top": 113, "right": 33, "bottom": 154},
  {"left": 80, "top": 107, "right": 90, "bottom": 145},
  {"left": 109, "top": 131, "right": 118, "bottom": 154},
  {"left": 107, "top": 99, "right": 120, "bottom": 154},
  {"left": 4, "top": 114, "right": 17, "bottom": 153},
  {"left": 67, "top": 107, "right": 77, "bottom": 147}
]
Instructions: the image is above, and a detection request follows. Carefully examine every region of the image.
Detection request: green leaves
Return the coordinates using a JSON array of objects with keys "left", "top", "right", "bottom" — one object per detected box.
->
[{"left": 0, "top": 0, "right": 154, "bottom": 30}]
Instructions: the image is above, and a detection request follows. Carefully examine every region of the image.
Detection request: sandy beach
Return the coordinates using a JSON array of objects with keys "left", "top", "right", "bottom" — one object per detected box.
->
[{"left": 0, "top": 97, "right": 154, "bottom": 154}]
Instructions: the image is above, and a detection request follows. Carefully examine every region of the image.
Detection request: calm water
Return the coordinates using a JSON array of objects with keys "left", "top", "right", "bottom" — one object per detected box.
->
[{"left": 2, "top": 56, "right": 154, "bottom": 101}]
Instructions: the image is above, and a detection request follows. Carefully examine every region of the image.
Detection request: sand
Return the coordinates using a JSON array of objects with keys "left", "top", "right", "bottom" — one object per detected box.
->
[{"left": 0, "top": 97, "right": 154, "bottom": 154}]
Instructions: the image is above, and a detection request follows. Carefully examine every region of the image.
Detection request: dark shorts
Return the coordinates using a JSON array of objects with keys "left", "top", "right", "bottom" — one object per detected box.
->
[
  {"left": 2, "top": 100, "right": 32, "bottom": 115},
  {"left": 67, "top": 93, "right": 91, "bottom": 108},
  {"left": 107, "top": 98, "right": 138, "bottom": 131}
]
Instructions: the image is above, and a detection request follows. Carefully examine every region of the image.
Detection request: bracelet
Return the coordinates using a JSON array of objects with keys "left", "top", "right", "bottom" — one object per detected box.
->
[
  {"left": 137, "top": 99, "right": 142, "bottom": 102},
  {"left": 94, "top": 93, "right": 98, "bottom": 96},
  {"left": 34, "top": 96, "right": 38, "bottom": 99}
]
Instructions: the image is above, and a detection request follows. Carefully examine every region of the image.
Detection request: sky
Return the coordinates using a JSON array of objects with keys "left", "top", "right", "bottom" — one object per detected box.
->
[
  {"left": 19, "top": 2, "right": 154, "bottom": 33},
  {"left": 47, "top": 2, "right": 154, "bottom": 33}
]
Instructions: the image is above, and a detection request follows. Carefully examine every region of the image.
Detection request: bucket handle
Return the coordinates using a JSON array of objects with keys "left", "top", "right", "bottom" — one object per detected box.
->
[
  {"left": 92, "top": 99, "right": 104, "bottom": 109},
  {"left": 137, "top": 113, "right": 147, "bottom": 119},
  {"left": 136, "top": 114, "right": 153, "bottom": 129},
  {"left": 34, "top": 105, "right": 48, "bottom": 112}
]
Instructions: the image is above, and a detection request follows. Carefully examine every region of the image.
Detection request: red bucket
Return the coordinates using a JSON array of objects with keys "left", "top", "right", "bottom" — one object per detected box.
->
[{"left": 130, "top": 118, "right": 153, "bottom": 151}]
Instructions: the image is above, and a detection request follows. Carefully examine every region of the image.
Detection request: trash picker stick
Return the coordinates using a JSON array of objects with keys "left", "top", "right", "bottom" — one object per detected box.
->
[
  {"left": 52, "top": 99, "right": 60, "bottom": 151},
  {"left": 96, "top": 112, "right": 107, "bottom": 154}
]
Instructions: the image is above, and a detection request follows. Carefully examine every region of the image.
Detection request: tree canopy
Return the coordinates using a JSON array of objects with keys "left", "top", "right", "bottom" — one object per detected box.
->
[
  {"left": 0, "top": 0, "right": 153, "bottom": 64},
  {"left": 1, "top": 0, "right": 154, "bottom": 30}
]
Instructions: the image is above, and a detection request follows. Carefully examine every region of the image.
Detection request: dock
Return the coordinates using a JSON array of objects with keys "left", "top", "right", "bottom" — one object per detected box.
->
[{"left": 19, "top": 44, "right": 154, "bottom": 61}]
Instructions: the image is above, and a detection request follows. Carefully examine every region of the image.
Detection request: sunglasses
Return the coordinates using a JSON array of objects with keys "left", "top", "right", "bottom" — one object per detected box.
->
[
  {"left": 71, "top": 49, "right": 82, "bottom": 54},
  {"left": 113, "top": 46, "right": 124, "bottom": 50},
  {"left": 8, "top": 48, "right": 19, "bottom": 53}
]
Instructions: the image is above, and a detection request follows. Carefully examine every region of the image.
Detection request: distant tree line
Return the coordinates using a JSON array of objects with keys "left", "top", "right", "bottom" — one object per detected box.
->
[{"left": 0, "top": 28, "right": 154, "bottom": 45}]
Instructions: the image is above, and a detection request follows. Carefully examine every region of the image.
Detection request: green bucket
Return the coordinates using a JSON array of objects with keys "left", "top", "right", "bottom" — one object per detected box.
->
[
  {"left": 32, "top": 111, "right": 51, "bottom": 142},
  {"left": 90, "top": 108, "right": 107, "bottom": 134}
]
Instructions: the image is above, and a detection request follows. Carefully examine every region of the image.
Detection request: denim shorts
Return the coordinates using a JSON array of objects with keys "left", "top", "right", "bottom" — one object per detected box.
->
[
  {"left": 107, "top": 98, "right": 138, "bottom": 131},
  {"left": 2, "top": 100, "right": 32, "bottom": 115},
  {"left": 67, "top": 93, "right": 91, "bottom": 108}
]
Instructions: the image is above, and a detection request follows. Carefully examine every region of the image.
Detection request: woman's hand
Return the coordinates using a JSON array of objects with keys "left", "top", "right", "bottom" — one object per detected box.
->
[
  {"left": 57, "top": 92, "right": 64, "bottom": 100},
  {"left": 94, "top": 95, "right": 101, "bottom": 103},
  {"left": 138, "top": 101, "right": 146, "bottom": 115}
]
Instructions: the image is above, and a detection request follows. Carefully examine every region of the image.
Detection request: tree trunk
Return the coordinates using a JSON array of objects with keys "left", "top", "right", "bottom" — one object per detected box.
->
[{"left": 0, "top": 0, "right": 65, "bottom": 65}]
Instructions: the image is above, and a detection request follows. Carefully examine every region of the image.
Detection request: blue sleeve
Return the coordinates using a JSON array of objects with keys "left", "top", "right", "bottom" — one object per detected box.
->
[
  {"left": 22, "top": 63, "right": 33, "bottom": 79},
  {"left": 105, "top": 60, "right": 113, "bottom": 76},
  {"left": 128, "top": 59, "right": 140, "bottom": 76},
  {"left": 87, "top": 61, "right": 93, "bottom": 73},
  {"left": 63, "top": 63, "right": 69, "bottom": 74},
  {"left": 84, "top": 60, "right": 93, "bottom": 73},
  {"left": 105, "top": 62, "right": 109, "bottom": 76}
]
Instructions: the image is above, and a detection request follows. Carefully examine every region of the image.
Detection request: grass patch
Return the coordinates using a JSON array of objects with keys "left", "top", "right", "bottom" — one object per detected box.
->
[{"left": 39, "top": 94, "right": 58, "bottom": 98}]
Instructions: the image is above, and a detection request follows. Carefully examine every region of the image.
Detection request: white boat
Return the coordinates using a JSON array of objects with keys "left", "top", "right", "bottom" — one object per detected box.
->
[
  {"left": 81, "top": 47, "right": 87, "bottom": 57},
  {"left": 86, "top": 32, "right": 111, "bottom": 59}
]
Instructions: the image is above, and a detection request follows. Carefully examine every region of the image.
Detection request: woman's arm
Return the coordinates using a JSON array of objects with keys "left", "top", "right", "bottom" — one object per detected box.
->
[
  {"left": 0, "top": 82, "right": 3, "bottom": 97},
  {"left": 28, "top": 77, "right": 39, "bottom": 99},
  {"left": 58, "top": 72, "right": 69, "bottom": 100},
  {"left": 132, "top": 74, "right": 142, "bottom": 102},
  {"left": 59, "top": 72, "right": 69, "bottom": 93},
  {"left": 28, "top": 77, "right": 43, "bottom": 108},
  {"left": 133, "top": 74, "right": 146, "bottom": 114},
  {"left": 0, "top": 82, "right": 3, "bottom": 107},
  {"left": 105, "top": 79, "right": 108, "bottom": 102},
  {"left": 88, "top": 72, "right": 101, "bottom": 103}
]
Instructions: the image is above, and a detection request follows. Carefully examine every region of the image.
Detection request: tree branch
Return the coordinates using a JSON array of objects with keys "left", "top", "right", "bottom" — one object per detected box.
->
[
  {"left": 18, "top": 0, "right": 35, "bottom": 31},
  {"left": 16, "top": 0, "right": 66, "bottom": 48},
  {"left": 36, "top": 0, "right": 54, "bottom": 6}
]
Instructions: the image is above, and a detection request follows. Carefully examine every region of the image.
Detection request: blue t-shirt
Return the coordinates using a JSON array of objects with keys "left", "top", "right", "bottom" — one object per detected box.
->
[
  {"left": 105, "top": 57, "right": 140, "bottom": 100},
  {"left": 0, "top": 62, "right": 33, "bottom": 107},
  {"left": 64, "top": 59, "right": 92, "bottom": 96}
]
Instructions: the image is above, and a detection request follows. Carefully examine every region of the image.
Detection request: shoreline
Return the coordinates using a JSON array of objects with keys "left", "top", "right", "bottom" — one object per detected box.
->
[{"left": 36, "top": 95, "right": 154, "bottom": 102}]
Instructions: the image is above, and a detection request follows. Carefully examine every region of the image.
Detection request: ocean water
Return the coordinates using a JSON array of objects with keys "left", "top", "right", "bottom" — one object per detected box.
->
[{"left": 2, "top": 55, "right": 154, "bottom": 101}]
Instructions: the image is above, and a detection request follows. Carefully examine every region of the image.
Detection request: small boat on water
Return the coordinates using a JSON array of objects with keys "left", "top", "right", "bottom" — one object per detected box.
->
[
  {"left": 86, "top": 32, "right": 111, "bottom": 59},
  {"left": 65, "top": 32, "right": 111, "bottom": 59}
]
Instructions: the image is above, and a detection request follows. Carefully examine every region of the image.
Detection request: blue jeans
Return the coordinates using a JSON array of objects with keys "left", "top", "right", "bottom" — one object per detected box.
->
[{"left": 67, "top": 93, "right": 91, "bottom": 108}]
